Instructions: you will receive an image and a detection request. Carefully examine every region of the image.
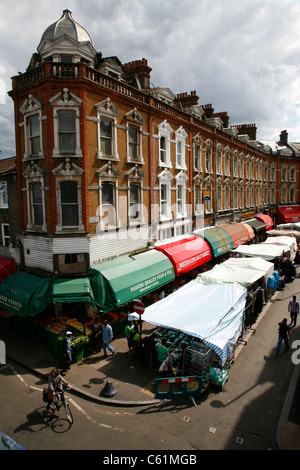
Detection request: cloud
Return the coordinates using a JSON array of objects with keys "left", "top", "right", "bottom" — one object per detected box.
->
[{"left": 1, "top": 0, "right": 300, "bottom": 156}]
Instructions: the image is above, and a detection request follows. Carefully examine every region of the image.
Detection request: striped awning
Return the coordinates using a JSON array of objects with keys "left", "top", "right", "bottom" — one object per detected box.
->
[{"left": 139, "top": 280, "right": 247, "bottom": 364}]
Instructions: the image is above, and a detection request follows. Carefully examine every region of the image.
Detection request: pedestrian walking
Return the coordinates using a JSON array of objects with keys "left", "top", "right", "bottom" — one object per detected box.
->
[
  {"left": 276, "top": 318, "right": 290, "bottom": 355},
  {"left": 288, "top": 295, "right": 299, "bottom": 327},
  {"left": 102, "top": 320, "right": 115, "bottom": 357},
  {"left": 62, "top": 331, "right": 72, "bottom": 369},
  {"left": 92, "top": 316, "right": 102, "bottom": 353}
]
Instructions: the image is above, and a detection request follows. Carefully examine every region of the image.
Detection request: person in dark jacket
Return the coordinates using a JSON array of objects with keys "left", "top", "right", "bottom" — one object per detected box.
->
[{"left": 276, "top": 318, "right": 290, "bottom": 355}]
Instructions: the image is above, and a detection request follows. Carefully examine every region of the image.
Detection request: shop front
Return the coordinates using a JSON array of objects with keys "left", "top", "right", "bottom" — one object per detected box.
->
[
  {"left": 193, "top": 227, "right": 234, "bottom": 258},
  {"left": 278, "top": 206, "right": 300, "bottom": 224},
  {"left": 89, "top": 250, "right": 175, "bottom": 311},
  {"left": 155, "top": 235, "right": 212, "bottom": 276}
]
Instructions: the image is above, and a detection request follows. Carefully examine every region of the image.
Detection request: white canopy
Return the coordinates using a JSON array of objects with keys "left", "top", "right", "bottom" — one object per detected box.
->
[
  {"left": 198, "top": 256, "right": 274, "bottom": 287},
  {"left": 231, "top": 243, "right": 289, "bottom": 260},
  {"left": 223, "top": 256, "right": 274, "bottom": 276},
  {"left": 263, "top": 236, "right": 297, "bottom": 260},
  {"left": 277, "top": 222, "right": 300, "bottom": 232},
  {"left": 132, "top": 280, "right": 247, "bottom": 365}
]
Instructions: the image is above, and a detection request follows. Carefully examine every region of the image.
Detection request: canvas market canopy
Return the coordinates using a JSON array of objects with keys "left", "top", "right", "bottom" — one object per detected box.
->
[
  {"left": 89, "top": 250, "right": 175, "bottom": 311},
  {"left": 193, "top": 226, "right": 234, "bottom": 257},
  {"left": 0, "top": 271, "right": 52, "bottom": 317},
  {"left": 135, "top": 280, "right": 247, "bottom": 364},
  {"left": 52, "top": 277, "right": 96, "bottom": 307},
  {"left": 263, "top": 236, "right": 297, "bottom": 260},
  {"left": 231, "top": 243, "right": 290, "bottom": 260},
  {"left": 155, "top": 235, "right": 211, "bottom": 276},
  {"left": 197, "top": 256, "right": 274, "bottom": 288}
]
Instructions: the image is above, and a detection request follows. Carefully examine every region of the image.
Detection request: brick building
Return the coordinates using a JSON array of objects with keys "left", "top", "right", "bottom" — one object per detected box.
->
[{"left": 8, "top": 9, "right": 300, "bottom": 276}]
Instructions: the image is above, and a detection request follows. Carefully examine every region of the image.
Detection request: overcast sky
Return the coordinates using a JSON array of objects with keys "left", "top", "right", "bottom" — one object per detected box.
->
[{"left": 1, "top": 0, "right": 300, "bottom": 157}]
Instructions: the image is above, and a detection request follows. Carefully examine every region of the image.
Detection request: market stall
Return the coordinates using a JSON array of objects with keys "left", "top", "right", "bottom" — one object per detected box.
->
[
  {"left": 193, "top": 226, "right": 234, "bottom": 258},
  {"left": 263, "top": 236, "right": 297, "bottom": 261},
  {"left": 132, "top": 280, "right": 247, "bottom": 364},
  {"left": 89, "top": 249, "right": 175, "bottom": 311},
  {"left": 155, "top": 235, "right": 211, "bottom": 276},
  {"left": 231, "top": 242, "right": 289, "bottom": 261}
]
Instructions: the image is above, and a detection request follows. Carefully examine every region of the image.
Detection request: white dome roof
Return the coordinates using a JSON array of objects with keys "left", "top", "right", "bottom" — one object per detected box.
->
[{"left": 41, "top": 9, "right": 93, "bottom": 44}]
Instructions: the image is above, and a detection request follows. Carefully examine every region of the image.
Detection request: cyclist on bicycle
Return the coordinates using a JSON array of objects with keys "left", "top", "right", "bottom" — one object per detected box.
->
[{"left": 46, "top": 368, "right": 70, "bottom": 415}]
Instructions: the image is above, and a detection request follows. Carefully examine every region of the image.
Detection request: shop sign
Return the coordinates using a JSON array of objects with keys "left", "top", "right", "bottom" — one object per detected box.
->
[
  {"left": 242, "top": 210, "right": 255, "bottom": 220},
  {"left": 203, "top": 191, "right": 210, "bottom": 200}
]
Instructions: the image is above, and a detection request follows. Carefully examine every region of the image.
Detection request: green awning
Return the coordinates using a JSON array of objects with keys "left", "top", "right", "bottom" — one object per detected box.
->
[
  {"left": 0, "top": 271, "right": 52, "bottom": 317},
  {"left": 89, "top": 250, "right": 175, "bottom": 311},
  {"left": 194, "top": 227, "right": 234, "bottom": 257},
  {"left": 53, "top": 277, "right": 96, "bottom": 306}
]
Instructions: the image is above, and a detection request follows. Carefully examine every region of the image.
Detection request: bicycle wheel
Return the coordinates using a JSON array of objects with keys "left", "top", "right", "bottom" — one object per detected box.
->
[{"left": 63, "top": 401, "right": 73, "bottom": 424}]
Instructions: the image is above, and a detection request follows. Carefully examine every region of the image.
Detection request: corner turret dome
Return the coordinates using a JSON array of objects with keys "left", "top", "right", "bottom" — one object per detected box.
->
[
  {"left": 37, "top": 9, "right": 97, "bottom": 66},
  {"left": 41, "top": 9, "right": 93, "bottom": 44}
]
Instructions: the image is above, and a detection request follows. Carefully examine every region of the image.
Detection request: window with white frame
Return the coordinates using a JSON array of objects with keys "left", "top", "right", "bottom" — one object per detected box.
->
[
  {"left": 30, "top": 182, "right": 43, "bottom": 227},
  {"left": 270, "top": 165, "right": 276, "bottom": 182},
  {"left": 281, "top": 165, "right": 287, "bottom": 182},
  {"left": 281, "top": 185, "right": 288, "bottom": 204},
  {"left": 193, "top": 134, "right": 203, "bottom": 171},
  {"left": 128, "top": 126, "right": 139, "bottom": 161},
  {"left": 239, "top": 184, "right": 244, "bottom": 209},
  {"left": 233, "top": 182, "right": 238, "bottom": 208},
  {"left": 175, "top": 127, "right": 187, "bottom": 170},
  {"left": 290, "top": 186, "right": 296, "bottom": 203},
  {"left": 158, "top": 169, "right": 173, "bottom": 221},
  {"left": 264, "top": 185, "right": 269, "bottom": 205},
  {"left": 97, "top": 161, "right": 121, "bottom": 231},
  {"left": 125, "top": 108, "right": 144, "bottom": 164},
  {"left": 23, "top": 161, "right": 47, "bottom": 231},
  {"left": 264, "top": 163, "right": 269, "bottom": 182},
  {"left": 224, "top": 180, "right": 230, "bottom": 209},
  {"left": 194, "top": 185, "right": 202, "bottom": 215},
  {"left": 233, "top": 151, "right": 238, "bottom": 177},
  {"left": 0, "top": 182, "right": 8, "bottom": 208},
  {"left": 129, "top": 183, "right": 141, "bottom": 220},
  {"left": 50, "top": 88, "right": 83, "bottom": 158},
  {"left": 158, "top": 120, "right": 173, "bottom": 168},
  {"left": 20, "top": 95, "right": 44, "bottom": 160},
  {"left": 239, "top": 154, "right": 244, "bottom": 178},
  {"left": 60, "top": 180, "right": 79, "bottom": 227},
  {"left": 175, "top": 171, "right": 188, "bottom": 218},
  {"left": 290, "top": 166, "right": 296, "bottom": 182},
  {"left": 101, "top": 181, "right": 117, "bottom": 230},
  {"left": 217, "top": 180, "right": 223, "bottom": 211},
  {"left": 95, "top": 98, "right": 120, "bottom": 160},
  {"left": 224, "top": 148, "right": 230, "bottom": 176},
  {"left": 205, "top": 140, "right": 212, "bottom": 173},
  {"left": 1, "top": 223, "right": 9, "bottom": 247},
  {"left": 216, "top": 144, "right": 222, "bottom": 175},
  {"left": 270, "top": 185, "right": 276, "bottom": 204}
]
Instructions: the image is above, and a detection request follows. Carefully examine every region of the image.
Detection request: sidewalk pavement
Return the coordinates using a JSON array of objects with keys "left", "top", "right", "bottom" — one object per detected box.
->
[{"left": 1, "top": 267, "right": 300, "bottom": 449}]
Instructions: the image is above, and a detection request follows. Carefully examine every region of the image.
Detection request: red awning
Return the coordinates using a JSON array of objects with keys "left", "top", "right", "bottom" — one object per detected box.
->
[
  {"left": 278, "top": 206, "right": 300, "bottom": 224},
  {"left": 219, "top": 223, "right": 251, "bottom": 248},
  {"left": 0, "top": 257, "right": 16, "bottom": 283},
  {"left": 155, "top": 236, "right": 212, "bottom": 276},
  {"left": 255, "top": 214, "right": 273, "bottom": 231}
]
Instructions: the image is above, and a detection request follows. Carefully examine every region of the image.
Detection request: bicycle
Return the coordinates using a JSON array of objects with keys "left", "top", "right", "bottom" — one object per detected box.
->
[{"left": 49, "top": 385, "right": 73, "bottom": 424}]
